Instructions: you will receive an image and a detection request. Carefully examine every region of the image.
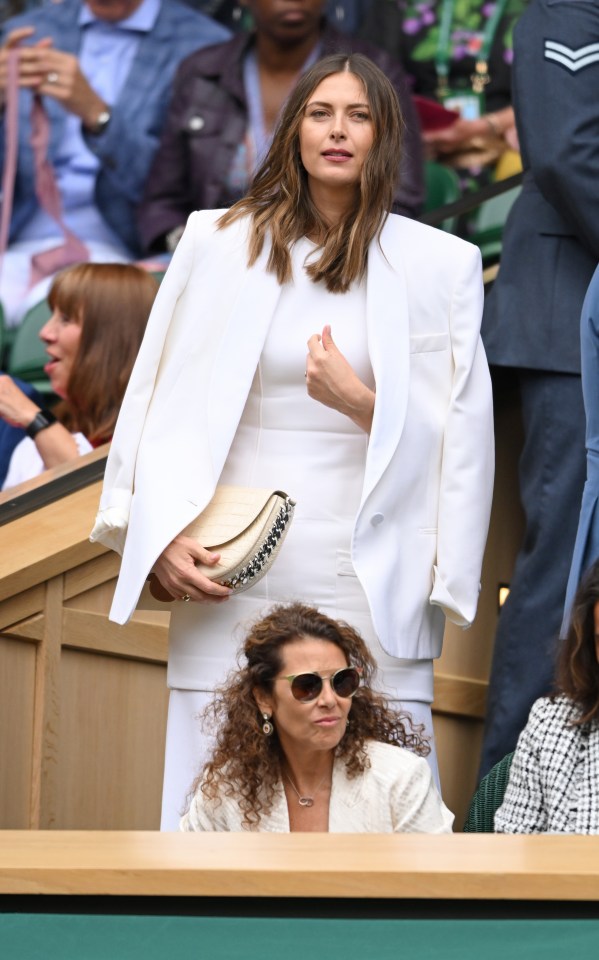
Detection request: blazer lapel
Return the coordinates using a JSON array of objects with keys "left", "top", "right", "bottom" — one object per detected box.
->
[
  {"left": 361, "top": 218, "right": 410, "bottom": 505},
  {"left": 118, "top": 24, "right": 169, "bottom": 123},
  {"left": 328, "top": 757, "right": 365, "bottom": 832}
]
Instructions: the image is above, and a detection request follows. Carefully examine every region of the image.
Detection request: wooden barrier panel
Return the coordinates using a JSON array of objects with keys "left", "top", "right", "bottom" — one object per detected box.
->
[
  {"left": 1, "top": 831, "right": 599, "bottom": 900},
  {"left": 3, "top": 834, "right": 599, "bottom": 960},
  {"left": 0, "top": 456, "right": 170, "bottom": 830}
]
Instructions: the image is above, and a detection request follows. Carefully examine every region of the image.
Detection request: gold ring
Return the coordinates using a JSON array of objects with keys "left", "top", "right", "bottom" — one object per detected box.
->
[
  {"left": 47, "top": 71, "right": 59, "bottom": 84},
  {"left": 181, "top": 593, "right": 191, "bottom": 602}
]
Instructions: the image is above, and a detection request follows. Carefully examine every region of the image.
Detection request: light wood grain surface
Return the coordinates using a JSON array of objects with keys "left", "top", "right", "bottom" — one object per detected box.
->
[{"left": 1, "top": 832, "right": 599, "bottom": 901}]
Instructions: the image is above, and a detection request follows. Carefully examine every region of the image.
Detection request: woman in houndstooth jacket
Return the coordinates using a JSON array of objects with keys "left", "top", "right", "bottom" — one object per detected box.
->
[{"left": 495, "top": 559, "right": 599, "bottom": 834}]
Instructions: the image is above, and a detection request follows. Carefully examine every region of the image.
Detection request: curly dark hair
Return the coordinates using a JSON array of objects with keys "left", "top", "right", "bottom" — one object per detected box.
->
[
  {"left": 193, "top": 602, "right": 429, "bottom": 828},
  {"left": 556, "top": 559, "right": 599, "bottom": 725}
]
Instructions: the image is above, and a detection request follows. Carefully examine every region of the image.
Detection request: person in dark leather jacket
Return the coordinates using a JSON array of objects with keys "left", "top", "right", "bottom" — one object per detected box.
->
[{"left": 138, "top": 0, "right": 424, "bottom": 254}]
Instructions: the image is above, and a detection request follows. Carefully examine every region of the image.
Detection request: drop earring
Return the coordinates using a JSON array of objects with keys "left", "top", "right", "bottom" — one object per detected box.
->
[{"left": 262, "top": 713, "right": 274, "bottom": 736}]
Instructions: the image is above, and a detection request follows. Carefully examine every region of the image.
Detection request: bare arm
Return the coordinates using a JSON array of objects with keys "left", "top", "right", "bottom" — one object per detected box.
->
[{"left": 423, "top": 107, "right": 517, "bottom": 155}]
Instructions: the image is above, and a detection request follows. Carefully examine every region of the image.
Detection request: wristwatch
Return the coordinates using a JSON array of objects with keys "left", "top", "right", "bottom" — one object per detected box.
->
[
  {"left": 88, "top": 107, "right": 112, "bottom": 136},
  {"left": 25, "top": 408, "right": 58, "bottom": 439}
]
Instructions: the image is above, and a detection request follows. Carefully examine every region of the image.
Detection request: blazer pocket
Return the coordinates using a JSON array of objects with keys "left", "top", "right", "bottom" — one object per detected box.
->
[{"left": 409, "top": 333, "right": 449, "bottom": 354}]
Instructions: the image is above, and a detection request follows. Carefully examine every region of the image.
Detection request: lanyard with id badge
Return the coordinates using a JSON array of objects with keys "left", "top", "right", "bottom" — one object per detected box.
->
[{"left": 435, "top": 0, "right": 509, "bottom": 119}]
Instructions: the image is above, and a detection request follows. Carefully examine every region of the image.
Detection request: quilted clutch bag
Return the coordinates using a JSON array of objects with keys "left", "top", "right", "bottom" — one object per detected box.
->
[{"left": 149, "top": 486, "right": 296, "bottom": 600}]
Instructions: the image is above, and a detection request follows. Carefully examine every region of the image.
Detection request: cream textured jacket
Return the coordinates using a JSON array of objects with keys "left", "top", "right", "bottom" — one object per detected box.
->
[
  {"left": 91, "top": 210, "right": 494, "bottom": 661},
  {"left": 180, "top": 740, "right": 454, "bottom": 833}
]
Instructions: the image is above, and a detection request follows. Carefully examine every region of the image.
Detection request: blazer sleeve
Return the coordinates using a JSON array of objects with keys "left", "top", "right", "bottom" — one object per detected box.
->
[
  {"left": 89, "top": 211, "right": 199, "bottom": 555},
  {"left": 87, "top": 18, "right": 230, "bottom": 216},
  {"left": 429, "top": 244, "right": 494, "bottom": 627},
  {"left": 515, "top": 0, "right": 599, "bottom": 257},
  {"left": 180, "top": 790, "right": 222, "bottom": 832},
  {"left": 390, "top": 756, "right": 454, "bottom": 834}
]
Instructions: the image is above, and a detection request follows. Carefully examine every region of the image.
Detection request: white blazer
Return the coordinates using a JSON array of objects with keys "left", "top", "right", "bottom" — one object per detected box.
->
[
  {"left": 91, "top": 210, "right": 494, "bottom": 661},
  {"left": 180, "top": 740, "right": 454, "bottom": 833}
]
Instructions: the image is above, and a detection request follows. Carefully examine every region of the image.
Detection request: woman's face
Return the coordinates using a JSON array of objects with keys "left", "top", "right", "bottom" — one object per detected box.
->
[
  {"left": 299, "top": 71, "right": 374, "bottom": 199},
  {"left": 245, "top": 0, "right": 324, "bottom": 46},
  {"left": 39, "top": 308, "right": 82, "bottom": 399},
  {"left": 256, "top": 636, "right": 353, "bottom": 759}
]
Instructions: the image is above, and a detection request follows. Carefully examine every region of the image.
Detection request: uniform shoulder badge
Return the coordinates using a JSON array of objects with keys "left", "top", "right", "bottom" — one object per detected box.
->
[{"left": 544, "top": 40, "right": 599, "bottom": 73}]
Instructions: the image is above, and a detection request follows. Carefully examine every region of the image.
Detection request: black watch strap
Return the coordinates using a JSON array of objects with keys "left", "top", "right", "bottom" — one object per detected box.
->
[{"left": 25, "top": 408, "right": 58, "bottom": 439}]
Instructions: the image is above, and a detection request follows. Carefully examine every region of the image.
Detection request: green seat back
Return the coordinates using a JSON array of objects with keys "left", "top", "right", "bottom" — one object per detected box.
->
[
  {"left": 469, "top": 185, "right": 521, "bottom": 266},
  {"left": 7, "top": 299, "right": 52, "bottom": 394},
  {"left": 462, "top": 751, "right": 515, "bottom": 833},
  {"left": 424, "top": 162, "right": 461, "bottom": 233}
]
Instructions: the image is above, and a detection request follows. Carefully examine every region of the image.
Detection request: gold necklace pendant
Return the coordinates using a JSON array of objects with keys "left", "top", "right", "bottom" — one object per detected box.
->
[{"left": 284, "top": 770, "right": 329, "bottom": 807}]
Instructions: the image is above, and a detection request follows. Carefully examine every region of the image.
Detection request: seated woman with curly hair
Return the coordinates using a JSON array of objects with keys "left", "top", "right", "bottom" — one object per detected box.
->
[{"left": 181, "top": 603, "right": 453, "bottom": 833}]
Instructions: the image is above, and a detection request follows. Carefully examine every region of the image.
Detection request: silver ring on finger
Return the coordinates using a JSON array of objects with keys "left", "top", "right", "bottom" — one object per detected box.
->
[
  {"left": 180, "top": 593, "right": 191, "bottom": 602},
  {"left": 46, "top": 71, "right": 59, "bottom": 84}
]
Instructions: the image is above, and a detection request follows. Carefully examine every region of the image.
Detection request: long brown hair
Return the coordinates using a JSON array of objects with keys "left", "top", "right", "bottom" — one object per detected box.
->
[
  {"left": 217, "top": 54, "right": 403, "bottom": 294},
  {"left": 556, "top": 560, "right": 599, "bottom": 725},
  {"left": 48, "top": 263, "right": 158, "bottom": 444},
  {"left": 194, "top": 602, "right": 428, "bottom": 828}
]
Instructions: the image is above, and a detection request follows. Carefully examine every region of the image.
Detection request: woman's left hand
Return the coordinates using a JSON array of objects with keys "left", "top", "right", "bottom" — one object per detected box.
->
[{"left": 306, "top": 326, "right": 375, "bottom": 434}]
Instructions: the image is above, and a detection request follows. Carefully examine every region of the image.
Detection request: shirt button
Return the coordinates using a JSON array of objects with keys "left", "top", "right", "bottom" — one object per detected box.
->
[
  {"left": 189, "top": 116, "right": 205, "bottom": 131},
  {"left": 371, "top": 513, "right": 384, "bottom": 526}
]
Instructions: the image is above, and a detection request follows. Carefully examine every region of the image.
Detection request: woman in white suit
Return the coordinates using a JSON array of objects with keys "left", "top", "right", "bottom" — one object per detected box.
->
[{"left": 91, "top": 54, "right": 494, "bottom": 829}]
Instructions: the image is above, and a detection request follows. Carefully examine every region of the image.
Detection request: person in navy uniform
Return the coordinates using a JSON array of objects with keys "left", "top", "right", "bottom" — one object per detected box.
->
[{"left": 480, "top": 0, "right": 599, "bottom": 777}]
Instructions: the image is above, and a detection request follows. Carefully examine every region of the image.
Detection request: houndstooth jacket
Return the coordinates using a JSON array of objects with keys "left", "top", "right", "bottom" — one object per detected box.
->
[{"left": 494, "top": 695, "right": 599, "bottom": 833}]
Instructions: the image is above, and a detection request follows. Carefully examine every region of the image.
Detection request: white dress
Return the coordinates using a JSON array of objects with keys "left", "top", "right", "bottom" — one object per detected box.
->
[
  {"left": 2, "top": 432, "right": 93, "bottom": 490},
  {"left": 161, "top": 240, "right": 436, "bottom": 828}
]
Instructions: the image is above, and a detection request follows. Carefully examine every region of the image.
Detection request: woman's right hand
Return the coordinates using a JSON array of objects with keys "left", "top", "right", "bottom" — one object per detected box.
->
[
  {"left": 151, "top": 535, "right": 232, "bottom": 603},
  {"left": 0, "top": 374, "right": 41, "bottom": 428}
]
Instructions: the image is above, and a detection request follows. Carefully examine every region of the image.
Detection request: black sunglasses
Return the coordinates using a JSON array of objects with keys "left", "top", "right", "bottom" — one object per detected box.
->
[{"left": 280, "top": 666, "right": 362, "bottom": 702}]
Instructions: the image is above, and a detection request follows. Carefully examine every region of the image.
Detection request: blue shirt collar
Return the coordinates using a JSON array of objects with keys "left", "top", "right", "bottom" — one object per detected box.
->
[{"left": 79, "top": 0, "right": 161, "bottom": 32}]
